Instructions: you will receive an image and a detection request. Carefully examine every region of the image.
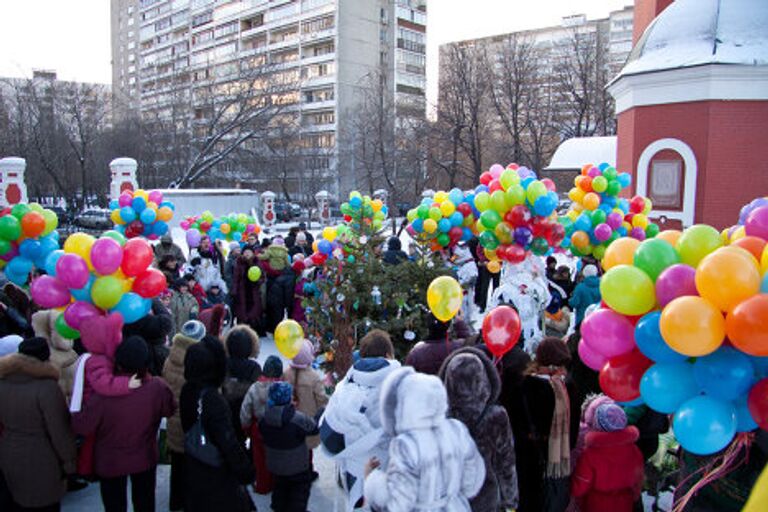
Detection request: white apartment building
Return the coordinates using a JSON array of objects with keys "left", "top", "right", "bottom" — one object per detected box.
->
[{"left": 111, "top": 0, "right": 427, "bottom": 198}]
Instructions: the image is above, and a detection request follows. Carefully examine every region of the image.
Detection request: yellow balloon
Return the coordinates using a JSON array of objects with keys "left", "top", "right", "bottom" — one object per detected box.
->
[
  {"left": 695, "top": 247, "right": 761, "bottom": 312},
  {"left": 731, "top": 226, "right": 746, "bottom": 242},
  {"left": 274, "top": 319, "right": 305, "bottom": 359},
  {"left": 567, "top": 210, "right": 579, "bottom": 222},
  {"left": 423, "top": 218, "right": 437, "bottom": 234},
  {"left": 111, "top": 209, "right": 125, "bottom": 226},
  {"left": 568, "top": 187, "right": 585, "bottom": 204},
  {"left": 762, "top": 244, "right": 768, "bottom": 274},
  {"left": 433, "top": 191, "right": 448, "bottom": 203},
  {"left": 134, "top": 189, "right": 149, "bottom": 201},
  {"left": 322, "top": 226, "right": 336, "bottom": 241},
  {"left": 440, "top": 200, "right": 456, "bottom": 217},
  {"left": 660, "top": 296, "right": 725, "bottom": 356},
  {"left": 371, "top": 199, "right": 383, "bottom": 213},
  {"left": 583, "top": 192, "right": 600, "bottom": 211},
  {"left": 487, "top": 260, "right": 501, "bottom": 273},
  {"left": 657, "top": 229, "right": 682, "bottom": 247},
  {"left": 427, "top": 275, "right": 462, "bottom": 322},
  {"left": 632, "top": 214, "right": 648, "bottom": 229},
  {"left": 64, "top": 232, "right": 95, "bottom": 268},
  {"left": 602, "top": 237, "right": 641, "bottom": 271},
  {"left": 484, "top": 248, "right": 498, "bottom": 261},
  {"left": 157, "top": 206, "right": 173, "bottom": 222}
]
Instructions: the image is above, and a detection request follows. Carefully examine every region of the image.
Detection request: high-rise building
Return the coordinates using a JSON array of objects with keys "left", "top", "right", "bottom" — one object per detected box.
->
[{"left": 110, "top": 0, "right": 427, "bottom": 198}]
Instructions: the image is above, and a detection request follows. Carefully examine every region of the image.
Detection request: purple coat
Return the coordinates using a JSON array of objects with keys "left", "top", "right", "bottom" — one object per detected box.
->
[
  {"left": 232, "top": 256, "right": 264, "bottom": 329},
  {"left": 291, "top": 277, "right": 307, "bottom": 325},
  {"left": 72, "top": 376, "right": 176, "bottom": 478}
]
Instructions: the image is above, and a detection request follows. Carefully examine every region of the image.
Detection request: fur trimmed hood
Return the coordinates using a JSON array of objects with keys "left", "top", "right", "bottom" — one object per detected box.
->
[
  {"left": 379, "top": 366, "right": 448, "bottom": 436},
  {"left": 439, "top": 346, "right": 501, "bottom": 422},
  {"left": 31, "top": 310, "right": 77, "bottom": 364},
  {"left": 0, "top": 353, "right": 60, "bottom": 380}
]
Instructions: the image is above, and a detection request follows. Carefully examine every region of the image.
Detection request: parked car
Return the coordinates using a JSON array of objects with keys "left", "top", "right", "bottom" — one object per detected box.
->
[
  {"left": 274, "top": 202, "right": 293, "bottom": 222},
  {"left": 74, "top": 208, "right": 112, "bottom": 230},
  {"left": 46, "top": 206, "right": 72, "bottom": 225}
]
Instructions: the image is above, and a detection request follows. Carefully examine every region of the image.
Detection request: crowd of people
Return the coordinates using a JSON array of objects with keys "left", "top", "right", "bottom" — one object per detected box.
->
[{"left": 0, "top": 223, "right": 766, "bottom": 512}]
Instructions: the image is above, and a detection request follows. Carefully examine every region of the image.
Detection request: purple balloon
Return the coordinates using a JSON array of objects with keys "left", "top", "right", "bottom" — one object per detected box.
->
[
  {"left": 630, "top": 227, "right": 647, "bottom": 241},
  {"left": 118, "top": 193, "right": 133, "bottom": 208},
  {"left": 656, "top": 264, "right": 698, "bottom": 308},
  {"left": 64, "top": 301, "right": 101, "bottom": 330},
  {"left": 607, "top": 212, "right": 623, "bottom": 229},
  {"left": 514, "top": 226, "right": 533, "bottom": 247},
  {"left": 186, "top": 228, "right": 201, "bottom": 249},
  {"left": 581, "top": 308, "right": 636, "bottom": 358},
  {"left": 30, "top": 275, "right": 71, "bottom": 309},
  {"left": 91, "top": 238, "right": 123, "bottom": 276},
  {"left": 587, "top": 167, "right": 601, "bottom": 178},
  {"left": 594, "top": 223, "right": 613, "bottom": 242},
  {"left": 745, "top": 205, "right": 768, "bottom": 240},
  {"left": 579, "top": 338, "right": 607, "bottom": 371},
  {"left": 56, "top": 253, "right": 90, "bottom": 289}
]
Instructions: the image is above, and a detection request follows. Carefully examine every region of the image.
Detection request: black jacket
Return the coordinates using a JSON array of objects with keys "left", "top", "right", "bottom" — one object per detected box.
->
[
  {"left": 259, "top": 403, "right": 318, "bottom": 477},
  {"left": 123, "top": 300, "right": 174, "bottom": 376}
]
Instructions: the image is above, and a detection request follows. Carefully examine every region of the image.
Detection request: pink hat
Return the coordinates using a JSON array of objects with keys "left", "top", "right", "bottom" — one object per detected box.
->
[
  {"left": 583, "top": 394, "right": 614, "bottom": 429},
  {"left": 290, "top": 339, "right": 315, "bottom": 369}
]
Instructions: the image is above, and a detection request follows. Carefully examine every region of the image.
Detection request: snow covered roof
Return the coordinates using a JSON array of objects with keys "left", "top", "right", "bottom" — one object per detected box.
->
[
  {"left": 545, "top": 136, "right": 617, "bottom": 171},
  {"left": 616, "top": 0, "right": 768, "bottom": 80}
]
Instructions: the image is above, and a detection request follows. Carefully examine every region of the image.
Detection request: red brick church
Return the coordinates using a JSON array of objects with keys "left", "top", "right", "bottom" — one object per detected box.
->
[{"left": 609, "top": 0, "right": 768, "bottom": 230}]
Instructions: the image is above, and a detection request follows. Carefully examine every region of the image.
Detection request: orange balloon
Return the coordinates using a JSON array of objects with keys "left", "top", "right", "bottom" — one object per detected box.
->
[
  {"left": 602, "top": 237, "right": 641, "bottom": 271},
  {"left": 732, "top": 236, "right": 767, "bottom": 262},
  {"left": 583, "top": 192, "right": 600, "bottom": 211},
  {"left": 660, "top": 296, "right": 725, "bottom": 356},
  {"left": 695, "top": 247, "right": 761, "bottom": 312},
  {"left": 21, "top": 211, "right": 45, "bottom": 237},
  {"left": 571, "top": 231, "right": 590, "bottom": 251},
  {"left": 487, "top": 260, "right": 501, "bottom": 273},
  {"left": 726, "top": 294, "right": 768, "bottom": 356},
  {"left": 656, "top": 229, "right": 682, "bottom": 247}
]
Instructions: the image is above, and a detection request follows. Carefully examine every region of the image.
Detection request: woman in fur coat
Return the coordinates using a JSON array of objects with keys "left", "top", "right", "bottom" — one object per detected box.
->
[
  {"left": 363, "top": 367, "right": 485, "bottom": 511},
  {"left": 439, "top": 347, "right": 519, "bottom": 511}
]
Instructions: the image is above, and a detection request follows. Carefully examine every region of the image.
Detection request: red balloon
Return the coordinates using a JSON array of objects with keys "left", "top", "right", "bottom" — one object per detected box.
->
[
  {"left": 748, "top": 378, "right": 768, "bottom": 431},
  {"left": 448, "top": 226, "right": 463, "bottom": 242},
  {"left": 132, "top": 268, "right": 167, "bottom": 298},
  {"left": 489, "top": 179, "right": 503, "bottom": 193},
  {"left": 530, "top": 217, "right": 548, "bottom": 237},
  {"left": 311, "top": 252, "right": 327, "bottom": 265},
  {"left": 508, "top": 205, "right": 531, "bottom": 228},
  {"left": 480, "top": 171, "right": 493, "bottom": 186},
  {"left": 599, "top": 350, "right": 651, "bottom": 402},
  {"left": 125, "top": 220, "right": 144, "bottom": 238},
  {"left": 542, "top": 178, "right": 556, "bottom": 192},
  {"left": 456, "top": 203, "right": 472, "bottom": 217},
  {"left": 343, "top": 215, "right": 352, "bottom": 222},
  {"left": 200, "top": 221, "right": 211, "bottom": 231},
  {"left": 549, "top": 222, "right": 566, "bottom": 244},
  {"left": 507, "top": 244, "right": 527, "bottom": 263},
  {"left": 482, "top": 305, "right": 522, "bottom": 358},
  {"left": 121, "top": 238, "right": 154, "bottom": 277},
  {"left": 630, "top": 196, "right": 646, "bottom": 214},
  {"left": 21, "top": 212, "right": 46, "bottom": 237},
  {"left": 292, "top": 260, "right": 304, "bottom": 273}
]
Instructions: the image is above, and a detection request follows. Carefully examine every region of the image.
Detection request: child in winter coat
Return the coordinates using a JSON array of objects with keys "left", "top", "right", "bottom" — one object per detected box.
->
[
  {"left": 258, "top": 237, "right": 290, "bottom": 273},
  {"left": 240, "top": 355, "right": 284, "bottom": 494},
  {"left": 260, "top": 381, "right": 319, "bottom": 512},
  {"left": 170, "top": 278, "right": 199, "bottom": 334},
  {"left": 283, "top": 340, "right": 328, "bottom": 474},
  {"left": 571, "top": 403, "right": 644, "bottom": 512},
  {"left": 363, "top": 366, "right": 486, "bottom": 511}
]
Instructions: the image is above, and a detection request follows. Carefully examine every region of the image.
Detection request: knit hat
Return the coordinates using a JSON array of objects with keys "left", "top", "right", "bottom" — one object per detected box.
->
[
  {"left": 290, "top": 339, "right": 314, "bottom": 369},
  {"left": 268, "top": 381, "right": 293, "bottom": 407},
  {"left": 583, "top": 394, "right": 614, "bottom": 428},
  {"left": 229, "top": 241, "right": 240, "bottom": 252},
  {"left": 594, "top": 403, "right": 628, "bottom": 432},
  {"left": 18, "top": 337, "right": 50, "bottom": 362},
  {"left": 263, "top": 355, "right": 284, "bottom": 378},
  {"left": 272, "top": 237, "right": 285, "bottom": 246},
  {"left": 115, "top": 336, "right": 150, "bottom": 374},
  {"left": 535, "top": 336, "right": 571, "bottom": 367},
  {"left": 296, "top": 232, "right": 307, "bottom": 243},
  {"left": 582, "top": 264, "right": 598, "bottom": 278},
  {"left": 181, "top": 320, "right": 206, "bottom": 341}
]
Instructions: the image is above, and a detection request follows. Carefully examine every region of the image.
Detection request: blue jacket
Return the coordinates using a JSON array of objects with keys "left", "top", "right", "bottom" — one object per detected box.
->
[{"left": 570, "top": 275, "right": 601, "bottom": 325}]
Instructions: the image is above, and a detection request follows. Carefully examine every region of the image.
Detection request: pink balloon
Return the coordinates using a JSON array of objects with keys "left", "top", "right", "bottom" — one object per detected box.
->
[
  {"left": 56, "top": 254, "right": 90, "bottom": 289},
  {"left": 655, "top": 264, "right": 698, "bottom": 308},
  {"left": 90, "top": 238, "right": 123, "bottom": 276},
  {"left": 594, "top": 223, "right": 612, "bottom": 242},
  {"left": 30, "top": 276, "right": 71, "bottom": 309},
  {"left": 118, "top": 193, "right": 133, "bottom": 208},
  {"left": 579, "top": 338, "right": 607, "bottom": 371},
  {"left": 148, "top": 190, "right": 163, "bottom": 205},
  {"left": 607, "top": 212, "right": 623, "bottom": 229},
  {"left": 64, "top": 301, "right": 101, "bottom": 330},
  {"left": 581, "top": 308, "right": 636, "bottom": 358},
  {"left": 745, "top": 206, "right": 768, "bottom": 240},
  {"left": 542, "top": 178, "right": 556, "bottom": 192},
  {"left": 489, "top": 164, "right": 504, "bottom": 178}
]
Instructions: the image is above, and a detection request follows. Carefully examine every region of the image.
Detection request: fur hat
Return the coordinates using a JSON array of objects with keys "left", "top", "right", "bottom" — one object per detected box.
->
[
  {"left": 18, "top": 337, "right": 50, "bottom": 362},
  {"left": 225, "top": 325, "right": 260, "bottom": 359},
  {"left": 115, "top": 336, "right": 150, "bottom": 373},
  {"left": 535, "top": 336, "right": 571, "bottom": 368},
  {"left": 380, "top": 367, "right": 448, "bottom": 436},
  {"left": 263, "top": 355, "right": 284, "bottom": 378},
  {"left": 198, "top": 305, "right": 226, "bottom": 339},
  {"left": 582, "top": 394, "right": 614, "bottom": 427},
  {"left": 296, "top": 232, "right": 307, "bottom": 243},
  {"left": 439, "top": 347, "right": 501, "bottom": 422},
  {"left": 180, "top": 320, "right": 206, "bottom": 341},
  {"left": 184, "top": 335, "right": 227, "bottom": 387},
  {"left": 161, "top": 234, "right": 173, "bottom": 244},
  {"left": 290, "top": 339, "right": 314, "bottom": 369},
  {"left": 268, "top": 381, "right": 293, "bottom": 407},
  {"left": 594, "top": 403, "right": 627, "bottom": 432}
]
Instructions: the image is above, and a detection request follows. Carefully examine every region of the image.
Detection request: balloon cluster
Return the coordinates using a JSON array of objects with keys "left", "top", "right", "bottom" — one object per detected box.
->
[
  {"left": 110, "top": 189, "right": 174, "bottom": 240},
  {"left": 181, "top": 211, "right": 261, "bottom": 248},
  {"left": 30, "top": 232, "right": 167, "bottom": 339},
  {"left": 0, "top": 203, "right": 60, "bottom": 286},
  {"left": 473, "top": 164, "right": 564, "bottom": 269},
  {"left": 298, "top": 224, "right": 355, "bottom": 271},
  {"left": 406, "top": 188, "right": 474, "bottom": 250},
  {"left": 561, "top": 163, "right": 658, "bottom": 259},
  {"left": 723, "top": 197, "right": 768, "bottom": 243},
  {"left": 579, "top": 219, "right": 768, "bottom": 455},
  {"left": 339, "top": 191, "right": 388, "bottom": 234}
]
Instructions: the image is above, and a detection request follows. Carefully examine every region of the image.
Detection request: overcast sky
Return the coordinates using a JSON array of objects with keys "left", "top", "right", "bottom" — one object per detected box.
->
[{"left": 0, "top": 0, "right": 630, "bottom": 102}]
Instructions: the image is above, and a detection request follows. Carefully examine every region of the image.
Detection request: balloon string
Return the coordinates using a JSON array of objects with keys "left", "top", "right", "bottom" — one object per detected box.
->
[{"left": 671, "top": 432, "right": 753, "bottom": 512}]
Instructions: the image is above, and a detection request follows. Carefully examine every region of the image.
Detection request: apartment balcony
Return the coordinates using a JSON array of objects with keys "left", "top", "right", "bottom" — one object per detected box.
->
[
  {"left": 300, "top": 99, "right": 335, "bottom": 111},
  {"left": 301, "top": 28, "right": 335, "bottom": 43},
  {"left": 241, "top": 23, "right": 268, "bottom": 40},
  {"left": 303, "top": 74, "right": 335, "bottom": 87},
  {"left": 301, "top": 122, "right": 336, "bottom": 133},
  {"left": 300, "top": 53, "right": 336, "bottom": 66}
]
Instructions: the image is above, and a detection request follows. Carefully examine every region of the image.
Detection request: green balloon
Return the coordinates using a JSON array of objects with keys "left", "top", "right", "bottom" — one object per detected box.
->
[
  {"left": 505, "top": 185, "right": 526, "bottom": 207},
  {"left": 677, "top": 225, "right": 722, "bottom": 267},
  {"left": 633, "top": 239, "right": 680, "bottom": 281},
  {"left": 645, "top": 223, "right": 660, "bottom": 238},
  {"left": 592, "top": 244, "right": 607, "bottom": 260},
  {"left": 480, "top": 210, "right": 502, "bottom": 230},
  {"left": 474, "top": 192, "right": 491, "bottom": 212},
  {"left": 42, "top": 209, "right": 59, "bottom": 236},
  {"left": 0, "top": 239, "right": 11, "bottom": 256},
  {"left": 55, "top": 314, "right": 80, "bottom": 340},
  {"left": 490, "top": 190, "right": 506, "bottom": 213},
  {"left": 600, "top": 264, "right": 656, "bottom": 315},
  {"left": 101, "top": 230, "right": 127, "bottom": 246},
  {"left": 406, "top": 209, "right": 418, "bottom": 222},
  {"left": 526, "top": 181, "right": 547, "bottom": 205},
  {"left": 347, "top": 255, "right": 355, "bottom": 263},
  {"left": 479, "top": 230, "right": 499, "bottom": 250},
  {"left": 247, "top": 266, "right": 262, "bottom": 282},
  {"left": 605, "top": 180, "right": 622, "bottom": 197},
  {"left": 0, "top": 215, "right": 21, "bottom": 241},
  {"left": 91, "top": 276, "right": 124, "bottom": 310},
  {"left": 417, "top": 204, "right": 429, "bottom": 220},
  {"left": 437, "top": 233, "right": 450, "bottom": 247},
  {"left": 11, "top": 204, "right": 30, "bottom": 220},
  {"left": 591, "top": 210, "right": 607, "bottom": 227},
  {"left": 602, "top": 167, "right": 617, "bottom": 180},
  {"left": 428, "top": 207, "right": 442, "bottom": 221},
  {"left": 531, "top": 237, "right": 549, "bottom": 256}
]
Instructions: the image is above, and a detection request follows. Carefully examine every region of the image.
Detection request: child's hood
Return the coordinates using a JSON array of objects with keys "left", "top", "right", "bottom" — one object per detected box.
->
[{"left": 79, "top": 313, "right": 124, "bottom": 359}]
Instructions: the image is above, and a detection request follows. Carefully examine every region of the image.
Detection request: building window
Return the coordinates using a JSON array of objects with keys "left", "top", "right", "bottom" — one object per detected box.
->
[
  {"left": 649, "top": 156, "right": 683, "bottom": 209},
  {"left": 301, "top": 62, "right": 334, "bottom": 78},
  {"left": 192, "top": 29, "right": 213, "bottom": 46},
  {"left": 397, "top": 27, "right": 425, "bottom": 53},
  {"left": 271, "top": 25, "right": 299, "bottom": 43},
  {"left": 215, "top": 21, "right": 239, "bottom": 38},
  {"left": 192, "top": 11, "right": 213, "bottom": 27},
  {"left": 301, "top": 15, "right": 334, "bottom": 34},
  {"left": 303, "top": 110, "right": 334, "bottom": 125}
]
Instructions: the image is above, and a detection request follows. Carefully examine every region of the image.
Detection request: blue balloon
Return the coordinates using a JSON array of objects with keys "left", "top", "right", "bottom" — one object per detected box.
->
[
  {"left": 618, "top": 397, "right": 645, "bottom": 407},
  {"left": 560, "top": 237, "right": 572, "bottom": 248},
  {"left": 44, "top": 250, "right": 64, "bottom": 276},
  {"left": 449, "top": 212, "right": 464, "bottom": 227},
  {"left": 640, "top": 362, "right": 700, "bottom": 413},
  {"left": 534, "top": 196, "right": 555, "bottom": 216},
  {"left": 381, "top": 206, "right": 388, "bottom": 216},
  {"left": 159, "top": 201, "right": 175, "bottom": 210},
  {"left": 48, "top": 230, "right": 60, "bottom": 242},
  {"left": 617, "top": 172, "right": 632, "bottom": 188},
  {"left": 693, "top": 347, "right": 755, "bottom": 400},
  {"left": 618, "top": 198, "right": 630, "bottom": 214},
  {"left": 153, "top": 221, "right": 169, "bottom": 236},
  {"left": 4, "top": 269, "right": 26, "bottom": 287},
  {"left": 231, "top": 231, "right": 242, "bottom": 242},
  {"left": 109, "top": 199, "right": 119, "bottom": 210},
  {"left": 575, "top": 214, "right": 592, "bottom": 233},
  {"left": 461, "top": 227, "right": 473, "bottom": 241},
  {"left": 120, "top": 206, "right": 137, "bottom": 223},
  {"left": 318, "top": 239, "right": 332, "bottom": 255},
  {"left": 438, "top": 218, "right": 451, "bottom": 233},
  {"left": 38, "top": 234, "right": 59, "bottom": 256},
  {"left": 751, "top": 356, "right": 768, "bottom": 378},
  {"left": 474, "top": 185, "right": 489, "bottom": 195},
  {"left": 140, "top": 208, "right": 157, "bottom": 224},
  {"left": 421, "top": 197, "right": 433, "bottom": 206},
  {"left": 674, "top": 396, "right": 736, "bottom": 455},
  {"left": 464, "top": 193, "right": 475, "bottom": 206},
  {"left": 132, "top": 196, "right": 147, "bottom": 212},
  {"left": 112, "top": 292, "right": 151, "bottom": 324},
  {"left": 7, "top": 257, "right": 33, "bottom": 278},
  {"left": 635, "top": 312, "right": 687, "bottom": 363},
  {"left": 761, "top": 273, "right": 768, "bottom": 293},
  {"left": 733, "top": 395, "right": 758, "bottom": 432},
  {"left": 617, "top": 226, "right": 628, "bottom": 237},
  {"left": 71, "top": 275, "right": 95, "bottom": 303},
  {"left": 412, "top": 218, "right": 424, "bottom": 232},
  {"left": 19, "top": 239, "right": 42, "bottom": 261},
  {"left": 521, "top": 177, "right": 535, "bottom": 190},
  {"left": 349, "top": 196, "right": 362, "bottom": 209},
  {"left": 598, "top": 162, "right": 610, "bottom": 171}
]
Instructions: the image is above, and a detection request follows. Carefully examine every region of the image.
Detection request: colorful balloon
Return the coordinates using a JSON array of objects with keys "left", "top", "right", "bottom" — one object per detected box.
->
[
  {"left": 426, "top": 276, "right": 462, "bottom": 322},
  {"left": 695, "top": 247, "right": 761, "bottom": 312},
  {"left": 660, "top": 296, "right": 725, "bottom": 357},
  {"left": 274, "top": 319, "right": 305, "bottom": 359},
  {"left": 482, "top": 306, "right": 521, "bottom": 357},
  {"left": 673, "top": 396, "right": 737, "bottom": 455},
  {"left": 600, "top": 265, "right": 656, "bottom": 316}
]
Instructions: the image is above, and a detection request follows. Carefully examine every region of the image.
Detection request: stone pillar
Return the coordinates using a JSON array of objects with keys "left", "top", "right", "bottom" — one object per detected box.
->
[
  {"left": 109, "top": 157, "right": 139, "bottom": 200},
  {"left": 261, "top": 191, "right": 276, "bottom": 229},
  {"left": 315, "top": 190, "right": 331, "bottom": 226},
  {"left": 0, "top": 157, "right": 28, "bottom": 207}
]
